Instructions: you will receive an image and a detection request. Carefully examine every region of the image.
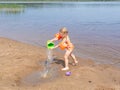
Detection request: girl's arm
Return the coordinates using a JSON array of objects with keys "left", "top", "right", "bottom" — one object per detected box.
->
[
  {"left": 50, "top": 38, "right": 58, "bottom": 42},
  {"left": 52, "top": 44, "right": 59, "bottom": 49}
]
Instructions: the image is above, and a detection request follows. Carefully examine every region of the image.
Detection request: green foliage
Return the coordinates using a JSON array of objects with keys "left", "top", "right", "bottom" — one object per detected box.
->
[
  {"left": 0, "top": 4, "right": 24, "bottom": 8},
  {"left": 0, "top": 0, "right": 120, "bottom": 1}
]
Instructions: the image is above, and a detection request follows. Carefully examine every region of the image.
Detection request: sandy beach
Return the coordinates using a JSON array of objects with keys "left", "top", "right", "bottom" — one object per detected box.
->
[{"left": 0, "top": 37, "right": 120, "bottom": 90}]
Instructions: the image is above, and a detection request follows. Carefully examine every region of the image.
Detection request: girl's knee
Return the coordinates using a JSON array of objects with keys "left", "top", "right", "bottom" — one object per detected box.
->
[
  {"left": 71, "top": 53, "right": 74, "bottom": 56},
  {"left": 64, "top": 50, "right": 71, "bottom": 59},
  {"left": 64, "top": 54, "right": 68, "bottom": 59}
]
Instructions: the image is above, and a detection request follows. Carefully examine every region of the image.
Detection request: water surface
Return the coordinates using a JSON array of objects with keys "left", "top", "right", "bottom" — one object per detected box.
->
[{"left": 0, "top": 2, "right": 120, "bottom": 66}]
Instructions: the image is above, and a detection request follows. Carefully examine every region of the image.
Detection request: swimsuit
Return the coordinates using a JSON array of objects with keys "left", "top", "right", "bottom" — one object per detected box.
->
[{"left": 55, "top": 33, "right": 74, "bottom": 50}]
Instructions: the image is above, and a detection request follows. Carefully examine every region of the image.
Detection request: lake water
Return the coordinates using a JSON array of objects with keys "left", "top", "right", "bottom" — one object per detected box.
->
[{"left": 0, "top": 2, "right": 120, "bottom": 66}]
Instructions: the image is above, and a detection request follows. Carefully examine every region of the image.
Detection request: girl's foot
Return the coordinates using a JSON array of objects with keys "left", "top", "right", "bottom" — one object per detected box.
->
[
  {"left": 72, "top": 61, "right": 78, "bottom": 66},
  {"left": 61, "top": 67, "right": 69, "bottom": 71}
]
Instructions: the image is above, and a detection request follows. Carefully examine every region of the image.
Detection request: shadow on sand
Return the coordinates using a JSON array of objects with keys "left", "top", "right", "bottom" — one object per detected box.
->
[{"left": 53, "top": 58, "right": 65, "bottom": 67}]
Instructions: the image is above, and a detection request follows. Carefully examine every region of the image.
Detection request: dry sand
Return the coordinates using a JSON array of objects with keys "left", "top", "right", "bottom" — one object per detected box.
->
[{"left": 0, "top": 37, "right": 120, "bottom": 90}]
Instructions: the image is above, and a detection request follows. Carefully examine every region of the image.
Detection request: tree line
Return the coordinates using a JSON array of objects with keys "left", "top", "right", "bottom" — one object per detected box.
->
[{"left": 0, "top": 0, "right": 120, "bottom": 1}]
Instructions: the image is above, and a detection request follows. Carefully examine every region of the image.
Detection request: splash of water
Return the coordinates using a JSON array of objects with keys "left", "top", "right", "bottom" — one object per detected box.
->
[
  {"left": 42, "top": 49, "right": 53, "bottom": 78},
  {"left": 47, "top": 49, "right": 53, "bottom": 65},
  {"left": 21, "top": 49, "right": 58, "bottom": 85}
]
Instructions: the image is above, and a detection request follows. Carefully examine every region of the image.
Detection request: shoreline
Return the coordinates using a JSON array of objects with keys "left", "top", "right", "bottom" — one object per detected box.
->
[
  {"left": 0, "top": 1, "right": 120, "bottom": 4},
  {"left": 0, "top": 37, "right": 120, "bottom": 90}
]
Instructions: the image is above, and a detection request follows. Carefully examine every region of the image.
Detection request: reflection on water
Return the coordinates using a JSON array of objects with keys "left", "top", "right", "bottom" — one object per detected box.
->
[
  {"left": 0, "top": 2, "right": 86, "bottom": 15},
  {"left": 0, "top": 8, "right": 24, "bottom": 14},
  {"left": 0, "top": 4, "right": 25, "bottom": 14},
  {"left": 1, "top": 2, "right": 120, "bottom": 14}
]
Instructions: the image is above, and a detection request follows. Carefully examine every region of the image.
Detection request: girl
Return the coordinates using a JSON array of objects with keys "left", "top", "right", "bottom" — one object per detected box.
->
[{"left": 50, "top": 27, "right": 78, "bottom": 71}]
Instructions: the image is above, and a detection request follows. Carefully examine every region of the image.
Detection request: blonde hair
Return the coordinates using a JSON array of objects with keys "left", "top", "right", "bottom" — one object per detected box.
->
[{"left": 59, "top": 27, "right": 68, "bottom": 34}]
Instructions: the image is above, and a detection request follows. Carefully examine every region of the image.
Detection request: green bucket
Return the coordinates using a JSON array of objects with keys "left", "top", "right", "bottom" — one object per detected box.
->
[{"left": 47, "top": 40, "right": 55, "bottom": 49}]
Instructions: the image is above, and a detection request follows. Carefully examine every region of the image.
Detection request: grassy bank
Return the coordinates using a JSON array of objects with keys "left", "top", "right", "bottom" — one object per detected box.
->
[
  {"left": 0, "top": 0, "right": 120, "bottom": 1},
  {"left": 0, "top": 4, "right": 24, "bottom": 8}
]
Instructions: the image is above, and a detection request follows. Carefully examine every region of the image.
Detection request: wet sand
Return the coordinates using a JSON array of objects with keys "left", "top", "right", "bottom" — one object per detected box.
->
[{"left": 0, "top": 37, "right": 120, "bottom": 90}]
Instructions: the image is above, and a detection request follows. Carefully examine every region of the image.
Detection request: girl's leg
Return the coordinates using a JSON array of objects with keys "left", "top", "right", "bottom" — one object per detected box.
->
[
  {"left": 62, "top": 49, "right": 72, "bottom": 71},
  {"left": 70, "top": 53, "right": 78, "bottom": 65}
]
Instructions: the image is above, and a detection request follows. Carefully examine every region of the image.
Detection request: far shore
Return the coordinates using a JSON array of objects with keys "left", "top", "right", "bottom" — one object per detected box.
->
[{"left": 0, "top": 1, "right": 120, "bottom": 4}]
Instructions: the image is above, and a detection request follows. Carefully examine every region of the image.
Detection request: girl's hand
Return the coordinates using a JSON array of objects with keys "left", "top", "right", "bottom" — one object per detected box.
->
[
  {"left": 51, "top": 45, "right": 59, "bottom": 50},
  {"left": 50, "top": 47, "right": 55, "bottom": 50}
]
